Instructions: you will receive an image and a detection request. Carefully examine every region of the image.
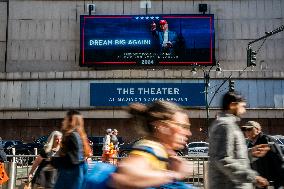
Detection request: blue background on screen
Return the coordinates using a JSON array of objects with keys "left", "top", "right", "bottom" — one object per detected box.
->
[{"left": 80, "top": 15, "right": 215, "bottom": 66}]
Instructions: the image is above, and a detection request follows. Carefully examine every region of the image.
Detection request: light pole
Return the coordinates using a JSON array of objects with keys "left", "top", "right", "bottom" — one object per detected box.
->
[
  {"left": 191, "top": 63, "right": 222, "bottom": 134},
  {"left": 204, "top": 70, "right": 210, "bottom": 128}
]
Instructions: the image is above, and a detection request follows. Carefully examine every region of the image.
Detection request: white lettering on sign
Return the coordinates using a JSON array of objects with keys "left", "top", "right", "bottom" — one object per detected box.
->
[
  {"left": 115, "top": 40, "right": 126, "bottom": 45},
  {"left": 117, "top": 88, "right": 135, "bottom": 95},
  {"left": 137, "top": 88, "right": 179, "bottom": 95},
  {"left": 89, "top": 40, "right": 113, "bottom": 46},
  {"left": 89, "top": 39, "right": 151, "bottom": 46}
]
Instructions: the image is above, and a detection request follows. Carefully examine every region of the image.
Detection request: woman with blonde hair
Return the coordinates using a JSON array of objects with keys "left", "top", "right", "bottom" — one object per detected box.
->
[
  {"left": 108, "top": 100, "right": 193, "bottom": 188},
  {"left": 28, "top": 130, "right": 62, "bottom": 188},
  {"left": 53, "top": 110, "right": 91, "bottom": 189}
]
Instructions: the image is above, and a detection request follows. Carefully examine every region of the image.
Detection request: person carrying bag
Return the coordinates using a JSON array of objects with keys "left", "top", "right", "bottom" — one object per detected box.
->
[{"left": 28, "top": 131, "right": 62, "bottom": 189}]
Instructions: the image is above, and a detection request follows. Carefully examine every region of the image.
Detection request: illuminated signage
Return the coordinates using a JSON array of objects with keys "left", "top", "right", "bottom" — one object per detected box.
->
[{"left": 80, "top": 15, "right": 215, "bottom": 67}]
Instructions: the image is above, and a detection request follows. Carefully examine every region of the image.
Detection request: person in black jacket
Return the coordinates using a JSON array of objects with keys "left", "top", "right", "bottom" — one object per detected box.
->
[
  {"left": 0, "top": 137, "right": 7, "bottom": 162},
  {"left": 28, "top": 131, "right": 62, "bottom": 188},
  {"left": 53, "top": 110, "right": 92, "bottom": 189},
  {"left": 242, "top": 121, "right": 284, "bottom": 189}
]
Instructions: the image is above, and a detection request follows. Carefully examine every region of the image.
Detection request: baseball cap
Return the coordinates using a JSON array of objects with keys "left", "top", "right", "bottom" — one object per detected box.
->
[
  {"left": 159, "top": 20, "right": 167, "bottom": 25},
  {"left": 241, "top": 121, "right": 261, "bottom": 130}
]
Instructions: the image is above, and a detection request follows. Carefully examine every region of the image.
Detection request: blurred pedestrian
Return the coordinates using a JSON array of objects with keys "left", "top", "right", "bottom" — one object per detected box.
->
[
  {"left": 242, "top": 121, "right": 284, "bottom": 188},
  {"left": 0, "top": 137, "right": 7, "bottom": 163},
  {"left": 103, "top": 128, "right": 112, "bottom": 151},
  {"left": 108, "top": 100, "right": 193, "bottom": 188},
  {"left": 110, "top": 129, "right": 119, "bottom": 164},
  {"left": 111, "top": 129, "right": 119, "bottom": 150},
  {"left": 28, "top": 131, "right": 62, "bottom": 189},
  {"left": 52, "top": 110, "right": 91, "bottom": 189},
  {"left": 208, "top": 91, "right": 269, "bottom": 189},
  {"left": 102, "top": 128, "right": 112, "bottom": 162},
  {"left": 0, "top": 137, "right": 9, "bottom": 186},
  {"left": 102, "top": 128, "right": 113, "bottom": 163}
]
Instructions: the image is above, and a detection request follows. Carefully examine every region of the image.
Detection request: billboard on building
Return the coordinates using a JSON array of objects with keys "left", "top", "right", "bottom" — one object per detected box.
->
[{"left": 80, "top": 14, "right": 215, "bottom": 67}]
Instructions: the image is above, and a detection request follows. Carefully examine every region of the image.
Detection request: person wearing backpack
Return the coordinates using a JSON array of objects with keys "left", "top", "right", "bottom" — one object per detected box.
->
[
  {"left": 28, "top": 131, "right": 62, "bottom": 189},
  {"left": 107, "top": 101, "right": 193, "bottom": 188},
  {"left": 242, "top": 121, "right": 284, "bottom": 189}
]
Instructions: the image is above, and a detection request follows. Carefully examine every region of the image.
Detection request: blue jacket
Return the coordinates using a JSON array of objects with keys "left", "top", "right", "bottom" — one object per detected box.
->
[{"left": 152, "top": 30, "right": 177, "bottom": 53}]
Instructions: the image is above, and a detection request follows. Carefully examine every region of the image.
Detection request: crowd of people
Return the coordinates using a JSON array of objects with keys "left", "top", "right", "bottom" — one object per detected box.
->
[{"left": 0, "top": 94, "right": 284, "bottom": 189}]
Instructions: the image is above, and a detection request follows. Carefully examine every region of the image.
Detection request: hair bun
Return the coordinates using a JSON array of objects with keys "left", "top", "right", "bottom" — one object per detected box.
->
[{"left": 128, "top": 103, "right": 148, "bottom": 116}]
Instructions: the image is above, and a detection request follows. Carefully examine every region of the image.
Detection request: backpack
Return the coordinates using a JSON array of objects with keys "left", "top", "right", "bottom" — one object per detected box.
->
[
  {"left": 84, "top": 162, "right": 116, "bottom": 189},
  {"left": 84, "top": 145, "right": 194, "bottom": 189}
]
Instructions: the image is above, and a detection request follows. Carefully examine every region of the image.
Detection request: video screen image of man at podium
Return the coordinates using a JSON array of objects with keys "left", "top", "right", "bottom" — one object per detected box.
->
[{"left": 151, "top": 20, "right": 178, "bottom": 55}]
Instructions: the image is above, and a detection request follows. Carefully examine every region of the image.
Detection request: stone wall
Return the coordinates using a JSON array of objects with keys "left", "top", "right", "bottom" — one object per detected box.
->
[{"left": 0, "top": 0, "right": 283, "bottom": 72}]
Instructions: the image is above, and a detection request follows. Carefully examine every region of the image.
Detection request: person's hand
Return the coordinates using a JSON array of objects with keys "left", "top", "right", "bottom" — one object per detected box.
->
[
  {"left": 255, "top": 176, "right": 269, "bottom": 188},
  {"left": 28, "top": 174, "right": 33, "bottom": 182},
  {"left": 151, "top": 21, "right": 157, "bottom": 31},
  {"left": 166, "top": 42, "right": 173, "bottom": 47},
  {"left": 168, "top": 156, "right": 193, "bottom": 179},
  {"left": 251, "top": 144, "right": 270, "bottom": 157}
]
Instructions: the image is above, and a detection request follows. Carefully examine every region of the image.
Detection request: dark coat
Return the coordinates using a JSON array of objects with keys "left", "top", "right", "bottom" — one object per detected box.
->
[
  {"left": 152, "top": 30, "right": 178, "bottom": 54},
  {"left": 0, "top": 140, "right": 7, "bottom": 162},
  {"left": 248, "top": 133, "right": 284, "bottom": 188}
]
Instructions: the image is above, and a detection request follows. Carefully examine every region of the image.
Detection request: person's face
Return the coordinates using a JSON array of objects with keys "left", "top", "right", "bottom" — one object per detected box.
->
[
  {"left": 157, "top": 112, "right": 192, "bottom": 150},
  {"left": 53, "top": 135, "right": 62, "bottom": 146},
  {"left": 160, "top": 23, "right": 168, "bottom": 32},
  {"left": 244, "top": 127, "right": 260, "bottom": 140},
  {"left": 230, "top": 102, "right": 246, "bottom": 117}
]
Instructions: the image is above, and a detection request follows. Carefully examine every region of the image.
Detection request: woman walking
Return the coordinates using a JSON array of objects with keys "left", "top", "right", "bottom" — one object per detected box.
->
[
  {"left": 28, "top": 131, "right": 62, "bottom": 189},
  {"left": 109, "top": 100, "right": 193, "bottom": 188},
  {"left": 53, "top": 110, "right": 91, "bottom": 189}
]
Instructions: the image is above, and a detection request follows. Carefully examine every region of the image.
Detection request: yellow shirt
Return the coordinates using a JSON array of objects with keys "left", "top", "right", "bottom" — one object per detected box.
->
[{"left": 130, "top": 139, "right": 168, "bottom": 170}]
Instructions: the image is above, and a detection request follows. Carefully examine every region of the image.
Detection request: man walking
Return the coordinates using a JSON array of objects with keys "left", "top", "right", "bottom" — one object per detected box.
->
[
  {"left": 208, "top": 91, "right": 268, "bottom": 189},
  {"left": 242, "top": 121, "right": 284, "bottom": 188}
]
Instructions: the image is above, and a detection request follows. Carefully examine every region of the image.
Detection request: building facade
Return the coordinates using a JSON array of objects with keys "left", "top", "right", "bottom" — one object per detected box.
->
[{"left": 0, "top": 0, "right": 284, "bottom": 142}]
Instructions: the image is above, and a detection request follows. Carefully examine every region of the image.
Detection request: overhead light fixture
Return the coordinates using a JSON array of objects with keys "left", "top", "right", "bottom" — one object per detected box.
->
[
  {"left": 199, "top": 4, "right": 208, "bottom": 14},
  {"left": 87, "top": 4, "right": 96, "bottom": 15}
]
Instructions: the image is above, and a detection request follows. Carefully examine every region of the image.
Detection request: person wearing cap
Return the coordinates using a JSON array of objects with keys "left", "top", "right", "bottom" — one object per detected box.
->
[
  {"left": 208, "top": 91, "right": 269, "bottom": 189},
  {"left": 242, "top": 121, "right": 284, "bottom": 189},
  {"left": 242, "top": 121, "right": 262, "bottom": 145},
  {"left": 151, "top": 20, "right": 177, "bottom": 55}
]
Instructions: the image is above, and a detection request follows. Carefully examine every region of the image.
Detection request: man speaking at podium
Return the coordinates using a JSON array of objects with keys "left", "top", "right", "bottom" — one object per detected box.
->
[{"left": 151, "top": 20, "right": 178, "bottom": 55}]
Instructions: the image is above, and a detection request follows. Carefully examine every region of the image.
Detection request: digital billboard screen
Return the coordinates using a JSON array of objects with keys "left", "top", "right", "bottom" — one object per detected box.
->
[{"left": 80, "top": 14, "right": 215, "bottom": 67}]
